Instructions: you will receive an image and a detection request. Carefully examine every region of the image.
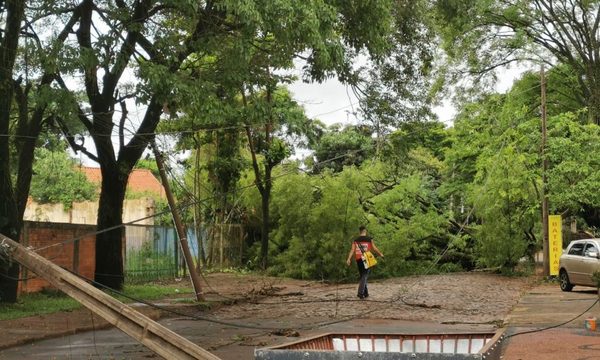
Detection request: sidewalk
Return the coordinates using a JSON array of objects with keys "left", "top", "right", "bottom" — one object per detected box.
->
[{"left": 502, "top": 282, "right": 600, "bottom": 359}]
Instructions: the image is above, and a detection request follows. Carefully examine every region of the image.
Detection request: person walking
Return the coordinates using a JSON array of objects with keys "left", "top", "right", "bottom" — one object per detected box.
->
[{"left": 346, "top": 225, "right": 384, "bottom": 299}]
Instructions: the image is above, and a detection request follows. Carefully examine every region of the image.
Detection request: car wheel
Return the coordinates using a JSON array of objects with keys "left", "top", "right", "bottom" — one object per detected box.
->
[{"left": 559, "top": 270, "right": 573, "bottom": 292}]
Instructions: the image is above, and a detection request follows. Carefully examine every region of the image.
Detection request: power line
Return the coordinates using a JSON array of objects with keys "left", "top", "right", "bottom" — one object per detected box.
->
[{"left": 311, "top": 101, "right": 359, "bottom": 118}]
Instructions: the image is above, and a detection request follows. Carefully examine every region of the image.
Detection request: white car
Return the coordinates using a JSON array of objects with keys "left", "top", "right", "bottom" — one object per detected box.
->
[{"left": 559, "top": 239, "right": 600, "bottom": 291}]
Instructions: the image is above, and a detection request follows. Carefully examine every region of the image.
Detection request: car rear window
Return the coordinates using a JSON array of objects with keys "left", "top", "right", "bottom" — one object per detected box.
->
[{"left": 568, "top": 243, "right": 585, "bottom": 255}]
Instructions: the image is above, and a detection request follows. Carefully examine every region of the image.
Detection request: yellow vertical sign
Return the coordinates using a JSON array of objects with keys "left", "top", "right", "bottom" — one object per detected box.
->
[{"left": 549, "top": 215, "right": 562, "bottom": 276}]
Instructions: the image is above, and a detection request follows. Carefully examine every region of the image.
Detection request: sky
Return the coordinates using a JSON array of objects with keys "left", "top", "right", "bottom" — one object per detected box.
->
[
  {"left": 288, "top": 78, "right": 361, "bottom": 126},
  {"left": 288, "top": 67, "right": 527, "bottom": 127},
  {"left": 288, "top": 80, "right": 458, "bottom": 126}
]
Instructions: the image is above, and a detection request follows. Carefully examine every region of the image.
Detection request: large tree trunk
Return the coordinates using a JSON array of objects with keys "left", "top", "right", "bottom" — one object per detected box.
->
[
  {"left": 91, "top": 100, "right": 162, "bottom": 290},
  {"left": 0, "top": 0, "right": 26, "bottom": 303},
  {"left": 0, "top": 176, "right": 20, "bottom": 302},
  {"left": 94, "top": 165, "right": 129, "bottom": 290}
]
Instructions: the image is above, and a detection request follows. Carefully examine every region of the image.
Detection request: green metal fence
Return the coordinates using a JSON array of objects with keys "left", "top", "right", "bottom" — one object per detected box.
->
[
  {"left": 123, "top": 223, "right": 245, "bottom": 283},
  {"left": 124, "top": 225, "right": 181, "bottom": 283}
]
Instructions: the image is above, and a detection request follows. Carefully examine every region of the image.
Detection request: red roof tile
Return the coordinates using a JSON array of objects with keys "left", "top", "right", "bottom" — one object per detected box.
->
[{"left": 80, "top": 167, "right": 165, "bottom": 199}]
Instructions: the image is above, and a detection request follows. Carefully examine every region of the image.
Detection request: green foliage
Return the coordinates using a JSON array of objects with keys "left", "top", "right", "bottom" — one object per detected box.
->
[
  {"left": 16, "top": 0, "right": 600, "bottom": 284},
  {"left": 312, "top": 125, "right": 374, "bottom": 172},
  {"left": 360, "top": 0, "right": 437, "bottom": 128},
  {"left": 441, "top": 66, "right": 600, "bottom": 270},
  {"left": 433, "top": 0, "right": 600, "bottom": 122},
  {"left": 134, "top": 158, "right": 160, "bottom": 179},
  {"left": 266, "top": 158, "right": 456, "bottom": 279},
  {"left": 472, "top": 146, "right": 536, "bottom": 270},
  {"left": 29, "top": 148, "right": 97, "bottom": 210},
  {"left": 268, "top": 168, "right": 366, "bottom": 280},
  {"left": 547, "top": 112, "right": 600, "bottom": 227}
]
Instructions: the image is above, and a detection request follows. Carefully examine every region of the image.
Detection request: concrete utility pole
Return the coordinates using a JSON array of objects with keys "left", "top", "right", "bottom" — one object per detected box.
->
[
  {"left": 541, "top": 65, "right": 550, "bottom": 277},
  {"left": 152, "top": 141, "right": 204, "bottom": 301},
  {"left": 0, "top": 234, "right": 219, "bottom": 359}
]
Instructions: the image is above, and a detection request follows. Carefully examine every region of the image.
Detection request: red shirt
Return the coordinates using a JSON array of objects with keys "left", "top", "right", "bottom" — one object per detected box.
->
[{"left": 354, "top": 236, "right": 373, "bottom": 260}]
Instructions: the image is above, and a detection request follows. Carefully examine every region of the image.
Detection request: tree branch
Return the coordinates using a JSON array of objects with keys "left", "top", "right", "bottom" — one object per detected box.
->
[
  {"left": 101, "top": 0, "right": 152, "bottom": 100},
  {"left": 75, "top": 0, "right": 100, "bottom": 108}
]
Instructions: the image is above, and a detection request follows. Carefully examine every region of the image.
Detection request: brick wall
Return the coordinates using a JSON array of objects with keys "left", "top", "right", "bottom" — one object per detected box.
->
[{"left": 18, "top": 221, "right": 97, "bottom": 294}]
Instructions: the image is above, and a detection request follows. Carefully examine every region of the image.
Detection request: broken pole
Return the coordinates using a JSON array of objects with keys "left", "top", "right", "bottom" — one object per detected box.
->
[
  {"left": 151, "top": 140, "right": 204, "bottom": 301},
  {"left": 0, "top": 234, "right": 220, "bottom": 360}
]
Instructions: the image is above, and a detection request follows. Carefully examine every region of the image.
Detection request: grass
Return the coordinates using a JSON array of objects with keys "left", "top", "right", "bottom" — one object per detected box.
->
[
  {"left": 0, "top": 283, "right": 194, "bottom": 321},
  {"left": 0, "top": 290, "right": 80, "bottom": 320}
]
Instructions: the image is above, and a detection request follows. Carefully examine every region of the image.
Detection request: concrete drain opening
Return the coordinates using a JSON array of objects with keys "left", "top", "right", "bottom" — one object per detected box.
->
[{"left": 255, "top": 330, "right": 505, "bottom": 359}]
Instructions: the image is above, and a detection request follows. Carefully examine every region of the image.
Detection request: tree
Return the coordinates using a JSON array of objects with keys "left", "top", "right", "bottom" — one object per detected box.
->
[
  {"left": 387, "top": 120, "right": 450, "bottom": 161},
  {"left": 435, "top": 0, "right": 600, "bottom": 123},
  {"left": 233, "top": 0, "right": 394, "bottom": 269},
  {"left": 27, "top": 1, "right": 249, "bottom": 290},
  {"left": 242, "top": 87, "right": 313, "bottom": 269},
  {"left": 441, "top": 93, "right": 507, "bottom": 211},
  {"left": 440, "top": 68, "right": 594, "bottom": 267},
  {"left": 160, "top": 0, "right": 395, "bottom": 270},
  {"left": 0, "top": 0, "right": 26, "bottom": 303},
  {"left": 0, "top": 0, "right": 86, "bottom": 302},
  {"left": 547, "top": 113, "right": 600, "bottom": 228},
  {"left": 269, "top": 167, "right": 368, "bottom": 280}
]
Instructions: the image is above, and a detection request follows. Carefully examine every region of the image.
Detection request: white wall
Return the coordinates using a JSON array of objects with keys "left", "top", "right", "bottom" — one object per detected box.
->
[{"left": 24, "top": 198, "right": 156, "bottom": 226}]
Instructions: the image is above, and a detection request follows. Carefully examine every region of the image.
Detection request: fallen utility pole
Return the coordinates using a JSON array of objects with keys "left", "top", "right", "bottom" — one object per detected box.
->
[
  {"left": 0, "top": 234, "right": 220, "bottom": 360},
  {"left": 152, "top": 140, "right": 204, "bottom": 301}
]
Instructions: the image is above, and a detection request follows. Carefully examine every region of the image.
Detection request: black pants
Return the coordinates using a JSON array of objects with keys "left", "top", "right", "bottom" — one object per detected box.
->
[{"left": 356, "top": 259, "right": 370, "bottom": 298}]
